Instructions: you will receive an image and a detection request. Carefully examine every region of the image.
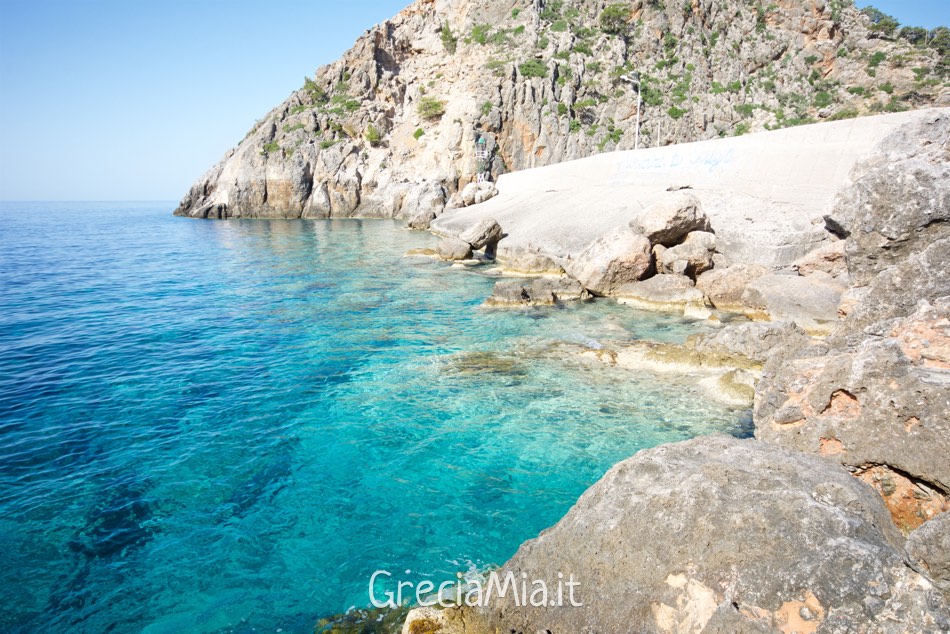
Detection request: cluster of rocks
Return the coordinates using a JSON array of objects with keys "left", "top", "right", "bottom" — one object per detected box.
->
[
  {"left": 453, "top": 183, "right": 850, "bottom": 334},
  {"left": 408, "top": 182, "right": 500, "bottom": 231},
  {"left": 401, "top": 109, "right": 950, "bottom": 634},
  {"left": 433, "top": 217, "right": 503, "bottom": 262}
]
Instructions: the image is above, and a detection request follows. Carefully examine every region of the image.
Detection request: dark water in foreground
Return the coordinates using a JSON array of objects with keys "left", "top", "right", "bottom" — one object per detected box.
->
[{"left": 0, "top": 202, "right": 748, "bottom": 632}]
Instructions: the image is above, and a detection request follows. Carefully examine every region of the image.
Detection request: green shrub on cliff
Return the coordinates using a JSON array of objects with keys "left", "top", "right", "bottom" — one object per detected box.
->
[
  {"left": 365, "top": 125, "right": 382, "bottom": 146},
  {"left": 814, "top": 91, "right": 833, "bottom": 108},
  {"left": 861, "top": 6, "right": 900, "bottom": 36},
  {"left": 417, "top": 97, "right": 446, "bottom": 120},
  {"left": 600, "top": 5, "right": 630, "bottom": 35},
  {"left": 829, "top": 108, "right": 859, "bottom": 120},
  {"left": 667, "top": 106, "right": 686, "bottom": 120},
  {"left": 573, "top": 41, "right": 593, "bottom": 56},
  {"left": 540, "top": 0, "right": 563, "bottom": 21},
  {"left": 302, "top": 77, "right": 327, "bottom": 103},
  {"left": 868, "top": 51, "right": 887, "bottom": 69},
  {"left": 469, "top": 23, "right": 491, "bottom": 45},
  {"left": 441, "top": 24, "right": 458, "bottom": 53},
  {"left": 519, "top": 59, "right": 548, "bottom": 78}
]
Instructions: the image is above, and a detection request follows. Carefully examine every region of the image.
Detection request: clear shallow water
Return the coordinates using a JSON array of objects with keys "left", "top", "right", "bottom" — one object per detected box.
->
[{"left": 0, "top": 202, "right": 749, "bottom": 633}]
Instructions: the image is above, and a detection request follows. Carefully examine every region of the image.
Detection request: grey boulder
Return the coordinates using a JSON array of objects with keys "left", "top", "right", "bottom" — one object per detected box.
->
[
  {"left": 501, "top": 249, "right": 564, "bottom": 275},
  {"left": 485, "top": 278, "right": 590, "bottom": 307},
  {"left": 689, "top": 320, "right": 812, "bottom": 366},
  {"left": 407, "top": 209, "right": 437, "bottom": 230},
  {"left": 835, "top": 238, "right": 950, "bottom": 346},
  {"left": 567, "top": 228, "right": 653, "bottom": 297},
  {"left": 907, "top": 512, "right": 950, "bottom": 595},
  {"left": 616, "top": 274, "right": 706, "bottom": 312},
  {"left": 436, "top": 238, "right": 472, "bottom": 261},
  {"left": 657, "top": 241, "right": 715, "bottom": 277},
  {"left": 630, "top": 192, "right": 710, "bottom": 246},
  {"left": 465, "top": 436, "right": 949, "bottom": 633},
  {"left": 793, "top": 239, "right": 847, "bottom": 279},
  {"left": 741, "top": 273, "right": 846, "bottom": 333},
  {"left": 755, "top": 313, "right": 950, "bottom": 519},
  {"left": 825, "top": 111, "right": 950, "bottom": 286},
  {"left": 696, "top": 263, "right": 769, "bottom": 311},
  {"left": 459, "top": 217, "right": 503, "bottom": 250}
]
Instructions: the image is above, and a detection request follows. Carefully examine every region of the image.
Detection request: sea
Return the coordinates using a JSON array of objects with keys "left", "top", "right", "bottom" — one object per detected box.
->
[{"left": 0, "top": 202, "right": 750, "bottom": 632}]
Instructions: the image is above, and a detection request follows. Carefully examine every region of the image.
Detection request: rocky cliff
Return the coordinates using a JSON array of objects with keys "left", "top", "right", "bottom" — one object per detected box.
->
[
  {"left": 174, "top": 0, "right": 948, "bottom": 220},
  {"left": 399, "top": 109, "right": 950, "bottom": 634}
]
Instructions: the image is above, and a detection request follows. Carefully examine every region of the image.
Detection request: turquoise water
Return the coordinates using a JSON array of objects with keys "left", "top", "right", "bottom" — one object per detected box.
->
[{"left": 0, "top": 202, "right": 749, "bottom": 632}]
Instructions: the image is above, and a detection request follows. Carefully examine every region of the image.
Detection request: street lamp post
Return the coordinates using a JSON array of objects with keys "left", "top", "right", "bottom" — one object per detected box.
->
[{"left": 620, "top": 72, "right": 642, "bottom": 150}]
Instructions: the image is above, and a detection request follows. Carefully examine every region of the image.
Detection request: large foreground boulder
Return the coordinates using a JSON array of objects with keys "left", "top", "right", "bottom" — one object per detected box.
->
[
  {"left": 630, "top": 192, "right": 710, "bottom": 246},
  {"left": 566, "top": 228, "right": 653, "bottom": 296},
  {"left": 450, "top": 436, "right": 948, "bottom": 633}
]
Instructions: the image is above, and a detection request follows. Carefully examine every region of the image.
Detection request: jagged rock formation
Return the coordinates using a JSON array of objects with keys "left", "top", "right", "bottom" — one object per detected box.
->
[
  {"left": 400, "top": 110, "right": 950, "bottom": 634},
  {"left": 174, "top": 0, "right": 947, "bottom": 220},
  {"left": 754, "top": 113, "right": 950, "bottom": 537}
]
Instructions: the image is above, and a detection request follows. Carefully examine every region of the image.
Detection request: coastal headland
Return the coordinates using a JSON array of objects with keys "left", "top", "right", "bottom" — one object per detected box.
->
[{"left": 170, "top": 0, "right": 950, "bottom": 629}]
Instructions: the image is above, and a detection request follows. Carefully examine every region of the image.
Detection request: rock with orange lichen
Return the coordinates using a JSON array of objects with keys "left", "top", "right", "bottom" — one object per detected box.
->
[
  {"left": 755, "top": 338, "right": 950, "bottom": 508},
  {"left": 890, "top": 297, "right": 950, "bottom": 371},
  {"left": 755, "top": 231, "right": 950, "bottom": 541}
]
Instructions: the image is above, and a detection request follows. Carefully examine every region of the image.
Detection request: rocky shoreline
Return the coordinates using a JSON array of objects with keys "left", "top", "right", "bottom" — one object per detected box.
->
[
  {"left": 171, "top": 0, "right": 947, "bottom": 224},
  {"left": 393, "top": 110, "right": 950, "bottom": 632},
  {"left": 172, "top": 104, "right": 949, "bottom": 631}
]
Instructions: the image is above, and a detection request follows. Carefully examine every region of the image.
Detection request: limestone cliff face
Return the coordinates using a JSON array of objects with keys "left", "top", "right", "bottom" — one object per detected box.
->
[{"left": 175, "top": 0, "right": 947, "bottom": 219}]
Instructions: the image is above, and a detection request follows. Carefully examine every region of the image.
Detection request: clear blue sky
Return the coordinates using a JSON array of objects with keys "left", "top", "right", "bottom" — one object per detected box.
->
[
  {"left": 0, "top": 0, "right": 407, "bottom": 201},
  {"left": 0, "top": 0, "right": 947, "bottom": 202},
  {"left": 855, "top": 0, "right": 949, "bottom": 30}
]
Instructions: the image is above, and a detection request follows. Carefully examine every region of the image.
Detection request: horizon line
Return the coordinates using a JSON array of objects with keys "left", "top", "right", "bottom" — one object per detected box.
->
[{"left": 0, "top": 200, "right": 178, "bottom": 203}]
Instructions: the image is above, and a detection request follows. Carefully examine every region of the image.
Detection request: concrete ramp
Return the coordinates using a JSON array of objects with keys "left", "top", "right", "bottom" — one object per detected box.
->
[{"left": 432, "top": 109, "right": 947, "bottom": 268}]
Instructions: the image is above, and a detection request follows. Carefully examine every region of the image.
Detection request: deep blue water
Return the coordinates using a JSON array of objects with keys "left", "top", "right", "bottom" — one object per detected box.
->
[{"left": 0, "top": 202, "right": 748, "bottom": 632}]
